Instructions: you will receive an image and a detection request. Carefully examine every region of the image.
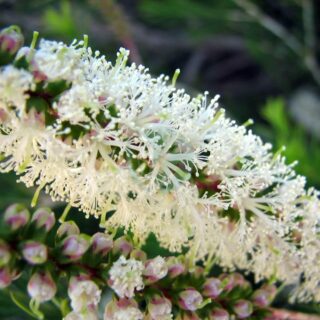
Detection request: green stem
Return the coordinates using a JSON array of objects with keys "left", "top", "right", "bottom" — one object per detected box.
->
[
  {"left": 172, "top": 68, "right": 180, "bottom": 86},
  {"left": 31, "top": 182, "right": 46, "bottom": 207},
  {"left": 30, "top": 31, "right": 39, "bottom": 50},
  {"left": 29, "top": 298, "right": 44, "bottom": 320},
  {"left": 83, "top": 34, "right": 89, "bottom": 48},
  {"left": 59, "top": 203, "right": 72, "bottom": 223},
  {"left": 9, "top": 291, "right": 38, "bottom": 319}
]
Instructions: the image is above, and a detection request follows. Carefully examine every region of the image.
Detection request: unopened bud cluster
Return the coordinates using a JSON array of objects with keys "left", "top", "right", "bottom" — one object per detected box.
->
[{"left": 0, "top": 204, "right": 275, "bottom": 319}]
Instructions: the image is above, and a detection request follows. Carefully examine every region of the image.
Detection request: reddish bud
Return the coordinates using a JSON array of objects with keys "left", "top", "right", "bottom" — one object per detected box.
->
[
  {"left": 209, "top": 308, "right": 229, "bottom": 320},
  {"left": 104, "top": 298, "right": 143, "bottom": 320},
  {"left": 4, "top": 204, "right": 30, "bottom": 230},
  {"left": 148, "top": 295, "right": 172, "bottom": 319},
  {"left": 91, "top": 233, "right": 113, "bottom": 256},
  {"left": 0, "top": 26, "right": 24, "bottom": 55},
  {"left": 144, "top": 256, "right": 168, "bottom": 282},
  {"left": 27, "top": 271, "right": 57, "bottom": 302},
  {"left": 167, "top": 257, "right": 185, "bottom": 278},
  {"left": 32, "top": 207, "right": 55, "bottom": 232},
  {"left": 252, "top": 284, "right": 277, "bottom": 307},
  {"left": 233, "top": 300, "right": 253, "bottom": 319},
  {"left": 203, "top": 278, "right": 222, "bottom": 299},
  {"left": 130, "top": 249, "right": 147, "bottom": 262},
  {"left": 22, "top": 241, "right": 47, "bottom": 265},
  {"left": 113, "top": 237, "right": 133, "bottom": 257},
  {"left": 178, "top": 288, "right": 203, "bottom": 311},
  {"left": 0, "top": 267, "right": 12, "bottom": 288},
  {"left": 62, "top": 234, "right": 90, "bottom": 260},
  {"left": 57, "top": 221, "right": 80, "bottom": 238}
]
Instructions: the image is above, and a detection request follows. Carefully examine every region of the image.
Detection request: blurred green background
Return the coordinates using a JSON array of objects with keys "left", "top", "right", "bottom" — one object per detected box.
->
[{"left": 0, "top": 0, "right": 320, "bottom": 318}]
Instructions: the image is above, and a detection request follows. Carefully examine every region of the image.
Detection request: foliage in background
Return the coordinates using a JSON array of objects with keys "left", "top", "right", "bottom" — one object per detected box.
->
[{"left": 260, "top": 98, "right": 320, "bottom": 188}]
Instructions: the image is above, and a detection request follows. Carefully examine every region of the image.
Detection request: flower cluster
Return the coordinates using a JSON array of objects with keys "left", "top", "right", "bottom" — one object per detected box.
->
[
  {"left": 0, "top": 27, "right": 320, "bottom": 301},
  {"left": 0, "top": 204, "right": 274, "bottom": 319}
]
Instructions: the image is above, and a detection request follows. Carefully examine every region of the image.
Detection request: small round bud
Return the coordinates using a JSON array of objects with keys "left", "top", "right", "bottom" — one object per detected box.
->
[
  {"left": 0, "top": 267, "right": 12, "bottom": 288},
  {"left": 203, "top": 278, "right": 222, "bottom": 299},
  {"left": 144, "top": 256, "right": 168, "bottom": 283},
  {"left": 252, "top": 284, "right": 277, "bottom": 307},
  {"left": 64, "top": 309, "right": 98, "bottom": 320},
  {"left": 113, "top": 237, "right": 133, "bottom": 257},
  {"left": 22, "top": 241, "right": 47, "bottom": 265},
  {"left": 4, "top": 204, "right": 30, "bottom": 231},
  {"left": 233, "top": 273, "right": 249, "bottom": 288},
  {"left": 178, "top": 288, "right": 203, "bottom": 311},
  {"left": 104, "top": 298, "right": 143, "bottom": 320},
  {"left": 68, "top": 277, "right": 101, "bottom": 312},
  {"left": 167, "top": 257, "right": 185, "bottom": 278},
  {"left": 57, "top": 221, "right": 80, "bottom": 238},
  {"left": 148, "top": 296, "right": 172, "bottom": 319},
  {"left": 27, "top": 271, "right": 57, "bottom": 302},
  {"left": 130, "top": 249, "right": 147, "bottom": 262},
  {"left": 0, "top": 25, "right": 24, "bottom": 55},
  {"left": 32, "top": 207, "right": 55, "bottom": 232},
  {"left": 209, "top": 308, "right": 229, "bottom": 320},
  {"left": 0, "top": 240, "right": 11, "bottom": 267},
  {"left": 233, "top": 300, "right": 253, "bottom": 319},
  {"left": 62, "top": 235, "right": 90, "bottom": 260},
  {"left": 91, "top": 233, "right": 113, "bottom": 256},
  {"left": 219, "top": 273, "right": 239, "bottom": 292}
]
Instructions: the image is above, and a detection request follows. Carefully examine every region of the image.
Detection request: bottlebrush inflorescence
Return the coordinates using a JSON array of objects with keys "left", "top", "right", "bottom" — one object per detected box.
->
[{"left": 0, "top": 26, "right": 320, "bottom": 302}]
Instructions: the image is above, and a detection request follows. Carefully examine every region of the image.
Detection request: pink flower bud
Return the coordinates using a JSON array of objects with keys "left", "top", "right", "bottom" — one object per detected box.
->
[
  {"left": 203, "top": 278, "right": 222, "bottom": 299},
  {"left": 0, "top": 267, "right": 12, "bottom": 288},
  {"left": 0, "top": 240, "right": 11, "bottom": 267},
  {"left": 0, "top": 25, "right": 24, "bottom": 55},
  {"left": 233, "top": 300, "right": 253, "bottom": 319},
  {"left": 148, "top": 296, "right": 172, "bottom": 319},
  {"left": 64, "top": 309, "right": 98, "bottom": 320},
  {"left": 113, "top": 237, "right": 133, "bottom": 257},
  {"left": 22, "top": 241, "right": 47, "bottom": 265},
  {"left": 233, "top": 273, "right": 249, "bottom": 288},
  {"left": 219, "top": 273, "right": 237, "bottom": 291},
  {"left": 178, "top": 288, "right": 203, "bottom": 311},
  {"left": 57, "top": 221, "right": 80, "bottom": 238},
  {"left": 104, "top": 298, "right": 143, "bottom": 320},
  {"left": 167, "top": 257, "right": 185, "bottom": 278},
  {"left": 209, "top": 308, "right": 229, "bottom": 320},
  {"left": 68, "top": 277, "right": 101, "bottom": 312},
  {"left": 62, "top": 235, "right": 90, "bottom": 260},
  {"left": 91, "top": 233, "right": 113, "bottom": 256},
  {"left": 130, "top": 249, "right": 147, "bottom": 262},
  {"left": 27, "top": 271, "right": 57, "bottom": 302},
  {"left": 252, "top": 284, "right": 277, "bottom": 307},
  {"left": 144, "top": 256, "right": 168, "bottom": 282},
  {"left": 32, "top": 207, "right": 55, "bottom": 232},
  {"left": 4, "top": 204, "right": 30, "bottom": 230}
]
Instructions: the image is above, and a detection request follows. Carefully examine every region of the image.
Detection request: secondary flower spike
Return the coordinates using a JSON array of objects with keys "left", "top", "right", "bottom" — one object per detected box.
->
[{"left": 1, "top": 29, "right": 320, "bottom": 302}]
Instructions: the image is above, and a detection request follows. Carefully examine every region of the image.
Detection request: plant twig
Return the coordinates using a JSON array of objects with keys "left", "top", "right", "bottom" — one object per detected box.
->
[
  {"left": 90, "top": 0, "right": 142, "bottom": 64},
  {"left": 233, "top": 0, "right": 320, "bottom": 87},
  {"left": 233, "top": 0, "right": 302, "bottom": 55},
  {"left": 9, "top": 291, "right": 38, "bottom": 319},
  {"left": 302, "top": 0, "right": 320, "bottom": 86}
]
